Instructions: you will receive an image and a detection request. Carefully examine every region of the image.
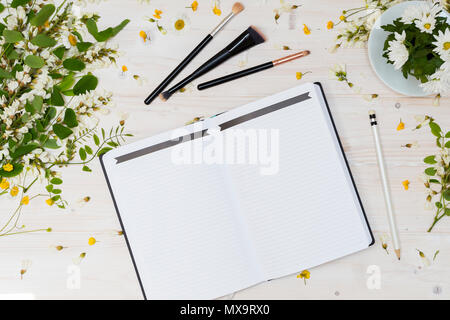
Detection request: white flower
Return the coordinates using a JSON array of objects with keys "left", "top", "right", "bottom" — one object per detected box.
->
[
  {"left": 387, "top": 31, "right": 409, "bottom": 70},
  {"left": 433, "top": 29, "right": 450, "bottom": 62},
  {"left": 420, "top": 69, "right": 450, "bottom": 95},
  {"left": 401, "top": 5, "right": 423, "bottom": 24},
  {"left": 171, "top": 14, "right": 191, "bottom": 35},
  {"left": 415, "top": 14, "right": 436, "bottom": 34}
]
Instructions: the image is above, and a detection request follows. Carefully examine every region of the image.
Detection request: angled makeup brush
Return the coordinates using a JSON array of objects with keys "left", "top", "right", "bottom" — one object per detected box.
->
[
  {"left": 160, "top": 26, "right": 266, "bottom": 102},
  {"left": 144, "top": 2, "right": 244, "bottom": 105},
  {"left": 197, "top": 50, "right": 310, "bottom": 90}
]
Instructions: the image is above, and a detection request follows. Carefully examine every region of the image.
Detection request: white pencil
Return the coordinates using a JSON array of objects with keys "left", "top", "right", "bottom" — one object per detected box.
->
[{"left": 369, "top": 110, "right": 401, "bottom": 260}]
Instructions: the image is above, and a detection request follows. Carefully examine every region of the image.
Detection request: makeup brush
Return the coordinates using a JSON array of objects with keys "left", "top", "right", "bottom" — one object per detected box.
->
[
  {"left": 144, "top": 2, "right": 244, "bottom": 105},
  {"left": 160, "top": 26, "right": 266, "bottom": 102},
  {"left": 197, "top": 50, "right": 310, "bottom": 90}
]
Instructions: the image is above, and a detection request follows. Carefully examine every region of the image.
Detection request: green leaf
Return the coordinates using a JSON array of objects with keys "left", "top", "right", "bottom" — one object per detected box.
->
[
  {"left": 424, "top": 156, "right": 437, "bottom": 164},
  {"left": 97, "top": 147, "right": 113, "bottom": 156},
  {"left": 425, "top": 167, "right": 437, "bottom": 176},
  {"left": 24, "top": 55, "right": 45, "bottom": 68},
  {"left": 111, "top": 19, "right": 130, "bottom": 37},
  {"left": 53, "top": 124, "right": 73, "bottom": 139},
  {"left": 10, "top": 142, "right": 39, "bottom": 158},
  {"left": 446, "top": 208, "right": 450, "bottom": 216},
  {"left": 0, "top": 68, "right": 12, "bottom": 79},
  {"left": 30, "top": 4, "right": 55, "bottom": 27},
  {"left": 50, "top": 87, "right": 65, "bottom": 106},
  {"left": 63, "top": 58, "right": 85, "bottom": 71},
  {"left": 76, "top": 42, "right": 93, "bottom": 52},
  {"left": 445, "top": 132, "right": 450, "bottom": 138},
  {"left": 50, "top": 178, "right": 63, "bottom": 185},
  {"left": 10, "top": 0, "right": 30, "bottom": 8},
  {"left": 53, "top": 46, "right": 66, "bottom": 60},
  {"left": 63, "top": 109, "right": 78, "bottom": 128},
  {"left": 57, "top": 74, "right": 75, "bottom": 91},
  {"left": 85, "top": 145, "right": 93, "bottom": 155},
  {"left": 435, "top": 202, "right": 443, "bottom": 209},
  {"left": 445, "top": 141, "right": 450, "bottom": 148},
  {"left": 31, "top": 34, "right": 57, "bottom": 48},
  {"left": 93, "top": 134, "right": 100, "bottom": 146},
  {"left": 79, "top": 147, "right": 87, "bottom": 161},
  {"left": 31, "top": 96, "right": 43, "bottom": 113},
  {"left": 46, "top": 184, "right": 54, "bottom": 192},
  {"left": 0, "top": 4, "right": 5, "bottom": 13},
  {"left": 0, "top": 163, "right": 23, "bottom": 177},
  {"left": 3, "top": 29, "right": 24, "bottom": 43},
  {"left": 444, "top": 190, "right": 450, "bottom": 202},
  {"left": 82, "top": 165, "right": 92, "bottom": 172},
  {"left": 430, "top": 122, "right": 442, "bottom": 138},
  {"left": 73, "top": 75, "right": 98, "bottom": 95},
  {"left": 52, "top": 189, "right": 62, "bottom": 194},
  {"left": 43, "top": 139, "right": 60, "bottom": 149}
]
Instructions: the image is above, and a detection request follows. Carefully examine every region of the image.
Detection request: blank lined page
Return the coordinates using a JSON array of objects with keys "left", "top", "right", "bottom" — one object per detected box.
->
[
  {"left": 219, "top": 83, "right": 372, "bottom": 279},
  {"left": 102, "top": 132, "right": 261, "bottom": 300}
]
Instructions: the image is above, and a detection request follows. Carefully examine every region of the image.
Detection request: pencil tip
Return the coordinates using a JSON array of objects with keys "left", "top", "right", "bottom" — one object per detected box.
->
[
  {"left": 395, "top": 249, "right": 401, "bottom": 260},
  {"left": 159, "top": 92, "right": 169, "bottom": 101}
]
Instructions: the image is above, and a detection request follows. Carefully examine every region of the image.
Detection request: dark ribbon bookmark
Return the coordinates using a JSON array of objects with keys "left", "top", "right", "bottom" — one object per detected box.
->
[{"left": 115, "top": 92, "right": 311, "bottom": 164}]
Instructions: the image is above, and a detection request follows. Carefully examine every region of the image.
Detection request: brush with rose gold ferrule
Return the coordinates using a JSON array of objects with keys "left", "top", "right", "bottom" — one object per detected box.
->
[
  {"left": 197, "top": 50, "right": 310, "bottom": 91},
  {"left": 143, "top": 2, "right": 244, "bottom": 105}
]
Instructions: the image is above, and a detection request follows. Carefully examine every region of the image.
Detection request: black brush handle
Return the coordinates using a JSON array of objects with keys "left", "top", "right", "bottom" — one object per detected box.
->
[
  {"left": 197, "top": 62, "right": 273, "bottom": 90},
  {"left": 144, "top": 34, "right": 213, "bottom": 105}
]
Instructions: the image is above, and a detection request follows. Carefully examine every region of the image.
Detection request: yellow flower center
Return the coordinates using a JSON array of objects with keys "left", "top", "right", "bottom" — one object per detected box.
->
[
  {"left": 327, "top": 21, "right": 334, "bottom": 30},
  {"left": 444, "top": 42, "right": 450, "bottom": 50},
  {"left": 122, "top": 65, "right": 128, "bottom": 72},
  {"left": 2, "top": 163, "right": 13, "bottom": 172},
  {"left": 0, "top": 178, "right": 9, "bottom": 190},
  {"left": 402, "top": 180, "right": 410, "bottom": 190},
  {"left": 10, "top": 186, "right": 19, "bottom": 197},
  {"left": 153, "top": 9, "right": 162, "bottom": 19},
  {"left": 303, "top": 24, "right": 311, "bottom": 35},
  {"left": 21, "top": 196, "right": 30, "bottom": 205},
  {"left": 88, "top": 237, "right": 97, "bottom": 246},
  {"left": 68, "top": 34, "right": 77, "bottom": 46},
  {"left": 174, "top": 19, "right": 185, "bottom": 31},
  {"left": 46, "top": 199, "right": 55, "bottom": 206},
  {"left": 339, "top": 15, "right": 346, "bottom": 21},
  {"left": 424, "top": 23, "right": 431, "bottom": 29}
]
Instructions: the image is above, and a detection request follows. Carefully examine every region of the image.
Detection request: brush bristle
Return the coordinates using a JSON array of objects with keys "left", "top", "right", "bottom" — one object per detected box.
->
[
  {"left": 232, "top": 2, "right": 244, "bottom": 14},
  {"left": 368, "top": 110, "right": 376, "bottom": 116},
  {"left": 160, "top": 92, "right": 170, "bottom": 101},
  {"left": 248, "top": 26, "right": 266, "bottom": 45}
]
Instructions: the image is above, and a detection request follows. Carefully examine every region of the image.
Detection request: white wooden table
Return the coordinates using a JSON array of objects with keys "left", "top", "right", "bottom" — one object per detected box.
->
[{"left": 1, "top": 0, "right": 450, "bottom": 300}]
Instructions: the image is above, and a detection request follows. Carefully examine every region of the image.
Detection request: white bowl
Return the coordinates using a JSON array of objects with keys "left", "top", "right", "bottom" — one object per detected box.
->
[{"left": 368, "top": 1, "right": 449, "bottom": 97}]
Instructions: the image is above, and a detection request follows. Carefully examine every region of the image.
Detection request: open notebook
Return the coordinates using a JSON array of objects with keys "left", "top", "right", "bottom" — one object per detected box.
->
[{"left": 101, "top": 82, "right": 374, "bottom": 300}]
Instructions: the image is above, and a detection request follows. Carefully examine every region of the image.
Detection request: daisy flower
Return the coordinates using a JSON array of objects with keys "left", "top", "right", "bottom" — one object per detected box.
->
[
  {"left": 171, "top": 14, "right": 191, "bottom": 34},
  {"left": 432, "top": 29, "right": 450, "bottom": 62},
  {"left": 387, "top": 31, "right": 409, "bottom": 70},
  {"left": 415, "top": 14, "right": 436, "bottom": 34}
]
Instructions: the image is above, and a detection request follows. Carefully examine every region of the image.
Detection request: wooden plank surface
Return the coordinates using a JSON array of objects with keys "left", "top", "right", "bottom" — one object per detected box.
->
[{"left": 1, "top": 0, "right": 449, "bottom": 300}]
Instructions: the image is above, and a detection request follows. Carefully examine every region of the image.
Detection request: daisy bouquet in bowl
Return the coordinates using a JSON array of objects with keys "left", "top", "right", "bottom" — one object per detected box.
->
[
  {"left": 0, "top": 0, "right": 131, "bottom": 237},
  {"left": 381, "top": 1, "right": 450, "bottom": 96}
]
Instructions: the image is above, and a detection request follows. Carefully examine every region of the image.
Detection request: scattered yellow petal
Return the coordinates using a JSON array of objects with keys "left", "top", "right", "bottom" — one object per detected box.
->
[
  {"left": 191, "top": 1, "right": 198, "bottom": 11},
  {"left": 21, "top": 196, "right": 30, "bottom": 205},
  {"left": 327, "top": 21, "right": 334, "bottom": 29},
  {"left": 139, "top": 30, "right": 148, "bottom": 42},
  {"left": 297, "top": 269, "right": 310, "bottom": 279},
  {"left": 303, "top": 24, "right": 311, "bottom": 35},
  {"left": 88, "top": 237, "right": 97, "bottom": 246},
  {"left": 296, "top": 72, "right": 303, "bottom": 80},
  {"left": 122, "top": 65, "right": 128, "bottom": 73},
  {"left": 56, "top": 245, "right": 64, "bottom": 251},
  {"left": 46, "top": 199, "right": 55, "bottom": 206},
  {"left": 153, "top": 9, "right": 163, "bottom": 19},
  {"left": 2, "top": 163, "right": 13, "bottom": 172},
  {"left": 10, "top": 186, "right": 19, "bottom": 197},
  {"left": 213, "top": 3, "right": 222, "bottom": 16},
  {"left": 402, "top": 180, "right": 410, "bottom": 190},
  {"left": 83, "top": 196, "right": 91, "bottom": 202},
  {"left": 68, "top": 34, "right": 77, "bottom": 46},
  {"left": 397, "top": 120, "right": 405, "bottom": 131},
  {"left": 0, "top": 178, "right": 9, "bottom": 190}
]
